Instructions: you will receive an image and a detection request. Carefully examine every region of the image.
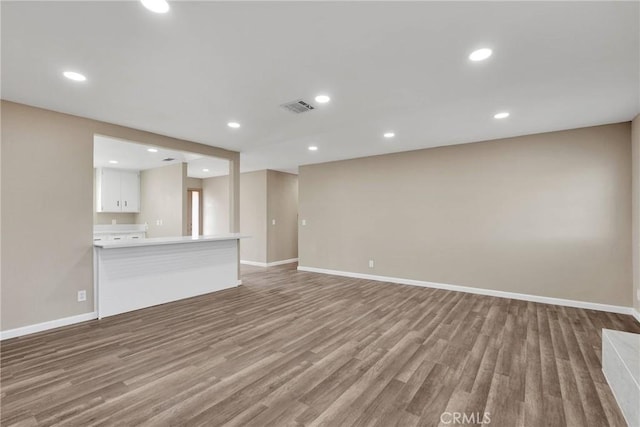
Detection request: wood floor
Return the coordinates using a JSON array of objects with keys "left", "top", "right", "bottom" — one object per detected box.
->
[{"left": 2, "top": 263, "right": 639, "bottom": 427}]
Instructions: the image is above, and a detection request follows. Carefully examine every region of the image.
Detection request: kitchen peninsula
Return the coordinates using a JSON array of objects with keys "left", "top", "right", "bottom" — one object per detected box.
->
[{"left": 94, "top": 234, "right": 246, "bottom": 318}]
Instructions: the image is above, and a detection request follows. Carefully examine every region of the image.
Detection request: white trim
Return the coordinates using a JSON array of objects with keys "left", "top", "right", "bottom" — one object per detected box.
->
[
  {"left": 0, "top": 312, "right": 97, "bottom": 341},
  {"left": 241, "top": 258, "right": 298, "bottom": 268},
  {"left": 267, "top": 258, "right": 299, "bottom": 267},
  {"left": 240, "top": 260, "right": 268, "bottom": 267},
  {"left": 297, "top": 266, "right": 635, "bottom": 316}
]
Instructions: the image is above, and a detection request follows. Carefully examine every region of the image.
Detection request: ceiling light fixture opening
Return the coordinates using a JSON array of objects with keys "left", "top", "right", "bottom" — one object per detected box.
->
[
  {"left": 308, "top": 146, "right": 318, "bottom": 151},
  {"left": 109, "top": 160, "right": 119, "bottom": 164},
  {"left": 63, "top": 71, "right": 86, "bottom": 82},
  {"left": 469, "top": 48, "right": 492, "bottom": 61},
  {"left": 141, "top": 0, "right": 170, "bottom": 14},
  {"left": 227, "top": 122, "right": 240, "bottom": 128},
  {"left": 314, "top": 95, "right": 330, "bottom": 104},
  {"left": 203, "top": 168, "right": 210, "bottom": 172},
  {"left": 147, "top": 148, "right": 158, "bottom": 153},
  {"left": 494, "top": 112, "right": 510, "bottom": 119},
  {"left": 383, "top": 132, "right": 395, "bottom": 138}
]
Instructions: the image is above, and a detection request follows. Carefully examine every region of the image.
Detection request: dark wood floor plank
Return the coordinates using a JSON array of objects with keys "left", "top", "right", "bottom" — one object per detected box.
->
[{"left": 1, "top": 263, "right": 638, "bottom": 426}]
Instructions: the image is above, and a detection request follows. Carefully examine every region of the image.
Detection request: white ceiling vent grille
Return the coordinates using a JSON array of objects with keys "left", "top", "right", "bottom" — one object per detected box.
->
[{"left": 280, "top": 99, "right": 316, "bottom": 114}]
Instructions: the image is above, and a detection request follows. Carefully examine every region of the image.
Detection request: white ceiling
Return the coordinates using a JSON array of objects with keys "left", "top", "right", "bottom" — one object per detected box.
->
[
  {"left": 3, "top": 1, "right": 639, "bottom": 174},
  {"left": 94, "top": 134, "right": 230, "bottom": 179}
]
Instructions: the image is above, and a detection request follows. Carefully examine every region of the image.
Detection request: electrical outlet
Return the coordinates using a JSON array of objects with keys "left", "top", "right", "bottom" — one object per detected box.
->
[
  {"left": 369, "top": 260, "right": 374, "bottom": 268},
  {"left": 111, "top": 219, "right": 116, "bottom": 225},
  {"left": 301, "top": 219, "right": 307, "bottom": 226},
  {"left": 156, "top": 219, "right": 163, "bottom": 226},
  {"left": 77, "top": 290, "right": 87, "bottom": 302},
  {"left": 272, "top": 219, "right": 276, "bottom": 225}
]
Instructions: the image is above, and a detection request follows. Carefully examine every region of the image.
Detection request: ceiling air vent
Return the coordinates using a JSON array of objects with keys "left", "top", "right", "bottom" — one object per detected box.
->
[
  {"left": 163, "top": 157, "right": 175, "bottom": 162},
  {"left": 280, "top": 99, "right": 315, "bottom": 114}
]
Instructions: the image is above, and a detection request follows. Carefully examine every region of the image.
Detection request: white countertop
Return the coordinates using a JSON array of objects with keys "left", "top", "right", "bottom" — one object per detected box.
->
[{"left": 94, "top": 233, "right": 248, "bottom": 249}]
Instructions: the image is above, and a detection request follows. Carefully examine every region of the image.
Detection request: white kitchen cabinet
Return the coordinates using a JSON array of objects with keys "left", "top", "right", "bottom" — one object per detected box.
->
[
  {"left": 98, "top": 168, "right": 121, "bottom": 212},
  {"left": 119, "top": 170, "right": 140, "bottom": 212},
  {"left": 96, "top": 168, "right": 140, "bottom": 213},
  {"left": 93, "top": 225, "right": 147, "bottom": 242}
]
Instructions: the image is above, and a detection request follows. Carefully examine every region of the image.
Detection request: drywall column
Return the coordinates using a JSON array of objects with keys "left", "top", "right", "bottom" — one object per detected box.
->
[
  {"left": 181, "top": 163, "right": 188, "bottom": 236},
  {"left": 632, "top": 114, "right": 640, "bottom": 313},
  {"left": 229, "top": 152, "right": 240, "bottom": 234},
  {"left": 202, "top": 175, "right": 230, "bottom": 235},
  {"left": 229, "top": 152, "right": 241, "bottom": 277}
]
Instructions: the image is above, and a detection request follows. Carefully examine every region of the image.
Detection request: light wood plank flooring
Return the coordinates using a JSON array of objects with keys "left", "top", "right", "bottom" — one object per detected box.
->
[{"left": 2, "top": 263, "right": 639, "bottom": 426}]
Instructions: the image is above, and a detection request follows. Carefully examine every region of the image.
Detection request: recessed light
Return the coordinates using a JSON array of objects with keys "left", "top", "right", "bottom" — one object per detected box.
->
[
  {"left": 203, "top": 168, "right": 210, "bottom": 172},
  {"left": 383, "top": 132, "right": 395, "bottom": 138},
  {"left": 141, "top": 0, "right": 170, "bottom": 13},
  {"left": 109, "top": 160, "right": 119, "bottom": 164},
  {"left": 469, "top": 48, "right": 492, "bottom": 61},
  {"left": 227, "top": 122, "right": 240, "bottom": 128},
  {"left": 63, "top": 71, "right": 86, "bottom": 82},
  {"left": 314, "top": 95, "right": 330, "bottom": 104},
  {"left": 308, "top": 146, "right": 318, "bottom": 151},
  {"left": 494, "top": 112, "right": 510, "bottom": 119},
  {"left": 147, "top": 148, "right": 158, "bottom": 153}
]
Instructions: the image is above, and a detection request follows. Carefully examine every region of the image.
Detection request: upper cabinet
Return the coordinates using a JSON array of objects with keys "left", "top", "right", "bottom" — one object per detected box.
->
[
  {"left": 119, "top": 170, "right": 140, "bottom": 212},
  {"left": 96, "top": 168, "right": 140, "bottom": 213}
]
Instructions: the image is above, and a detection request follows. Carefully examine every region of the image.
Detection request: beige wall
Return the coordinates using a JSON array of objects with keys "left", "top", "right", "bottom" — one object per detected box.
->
[
  {"left": 186, "top": 177, "right": 203, "bottom": 189},
  {"left": 207, "top": 172, "right": 268, "bottom": 263},
  {"left": 203, "top": 175, "right": 230, "bottom": 236},
  {"left": 241, "top": 171, "right": 268, "bottom": 263},
  {"left": 299, "top": 123, "right": 632, "bottom": 307},
  {"left": 94, "top": 213, "right": 137, "bottom": 225},
  {"left": 267, "top": 170, "right": 298, "bottom": 263},
  {"left": 0, "top": 100, "right": 239, "bottom": 331},
  {"left": 202, "top": 170, "right": 298, "bottom": 264},
  {"left": 136, "top": 163, "right": 187, "bottom": 238},
  {"left": 632, "top": 114, "right": 640, "bottom": 311}
]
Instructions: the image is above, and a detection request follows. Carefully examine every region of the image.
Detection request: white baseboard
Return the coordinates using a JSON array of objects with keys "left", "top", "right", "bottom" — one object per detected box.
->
[
  {"left": 241, "top": 258, "right": 298, "bottom": 268},
  {"left": 297, "top": 266, "right": 636, "bottom": 316},
  {"left": 267, "top": 258, "right": 299, "bottom": 267},
  {"left": 240, "top": 260, "right": 268, "bottom": 267},
  {"left": 0, "top": 312, "right": 97, "bottom": 341}
]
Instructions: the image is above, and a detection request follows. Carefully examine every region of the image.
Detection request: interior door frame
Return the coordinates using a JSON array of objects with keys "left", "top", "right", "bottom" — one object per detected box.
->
[{"left": 187, "top": 188, "right": 204, "bottom": 236}]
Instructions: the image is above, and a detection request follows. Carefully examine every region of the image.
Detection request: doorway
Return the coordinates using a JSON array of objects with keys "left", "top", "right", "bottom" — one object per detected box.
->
[{"left": 187, "top": 188, "right": 203, "bottom": 237}]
